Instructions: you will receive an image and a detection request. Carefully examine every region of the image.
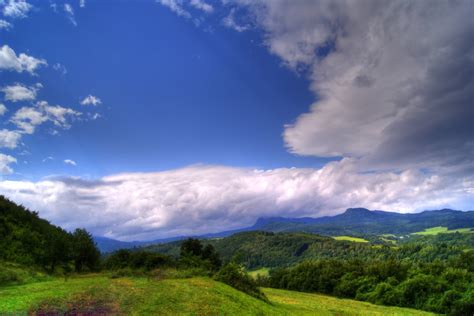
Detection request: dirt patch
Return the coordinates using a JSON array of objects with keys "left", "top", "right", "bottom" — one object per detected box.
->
[{"left": 29, "top": 292, "right": 120, "bottom": 316}]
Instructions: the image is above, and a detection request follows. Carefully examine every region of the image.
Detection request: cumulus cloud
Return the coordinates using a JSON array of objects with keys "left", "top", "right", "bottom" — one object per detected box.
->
[
  {"left": 2, "top": 0, "right": 32, "bottom": 18},
  {"left": 39, "top": 101, "right": 81, "bottom": 129},
  {"left": 0, "top": 19, "right": 12, "bottom": 30},
  {"left": 80, "top": 95, "right": 101, "bottom": 106},
  {"left": 10, "top": 106, "right": 47, "bottom": 134},
  {"left": 0, "top": 45, "right": 47, "bottom": 74},
  {"left": 0, "top": 153, "right": 16, "bottom": 174},
  {"left": 226, "top": 1, "right": 473, "bottom": 174},
  {"left": 1, "top": 83, "right": 41, "bottom": 102},
  {"left": 11, "top": 101, "right": 80, "bottom": 134},
  {"left": 0, "top": 103, "right": 6, "bottom": 115},
  {"left": 64, "top": 159, "right": 76, "bottom": 166},
  {"left": 0, "top": 129, "right": 22, "bottom": 148},
  {"left": 0, "top": 162, "right": 471, "bottom": 240},
  {"left": 63, "top": 3, "right": 77, "bottom": 26}
]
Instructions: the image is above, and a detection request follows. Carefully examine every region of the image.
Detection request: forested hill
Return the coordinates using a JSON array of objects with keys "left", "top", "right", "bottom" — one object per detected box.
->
[
  {"left": 94, "top": 208, "right": 474, "bottom": 252},
  {"left": 0, "top": 196, "right": 100, "bottom": 272},
  {"left": 232, "top": 208, "right": 474, "bottom": 236}
]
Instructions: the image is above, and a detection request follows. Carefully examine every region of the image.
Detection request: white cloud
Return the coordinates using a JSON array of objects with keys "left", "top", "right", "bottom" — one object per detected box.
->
[
  {"left": 157, "top": 0, "right": 191, "bottom": 19},
  {"left": 1, "top": 83, "right": 40, "bottom": 102},
  {"left": 10, "top": 106, "right": 47, "bottom": 134},
  {"left": 0, "top": 45, "right": 47, "bottom": 74},
  {"left": 64, "top": 159, "right": 76, "bottom": 166},
  {"left": 10, "top": 101, "right": 80, "bottom": 134},
  {"left": 227, "top": 0, "right": 473, "bottom": 173},
  {"left": 0, "top": 162, "right": 471, "bottom": 240},
  {"left": 79, "top": 0, "right": 85, "bottom": 8},
  {"left": 0, "top": 129, "right": 22, "bottom": 148},
  {"left": 0, "top": 103, "right": 6, "bottom": 115},
  {"left": 80, "top": 95, "right": 101, "bottom": 106},
  {"left": 190, "top": 0, "right": 213, "bottom": 13},
  {"left": 39, "top": 101, "right": 81, "bottom": 129},
  {"left": 42, "top": 156, "right": 53, "bottom": 162},
  {"left": 2, "top": 0, "right": 32, "bottom": 19},
  {"left": 63, "top": 3, "right": 77, "bottom": 26},
  {"left": 53, "top": 63, "right": 67, "bottom": 75},
  {"left": 222, "top": 8, "right": 249, "bottom": 32},
  {"left": 0, "top": 19, "right": 12, "bottom": 30},
  {"left": 0, "top": 153, "right": 16, "bottom": 174}
]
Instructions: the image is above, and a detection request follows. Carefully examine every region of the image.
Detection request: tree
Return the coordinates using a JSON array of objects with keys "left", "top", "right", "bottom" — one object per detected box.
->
[
  {"left": 72, "top": 228, "right": 100, "bottom": 272},
  {"left": 180, "top": 238, "right": 203, "bottom": 257},
  {"left": 179, "top": 238, "right": 222, "bottom": 271},
  {"left": 215, "top": 263, "right": 267, "bottom": 301}
]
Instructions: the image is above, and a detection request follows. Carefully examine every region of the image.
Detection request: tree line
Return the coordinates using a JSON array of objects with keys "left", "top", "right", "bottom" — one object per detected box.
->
[
  {"left": 0, "top": 196, "right": 100, "bottom": 274},
  {"left": 262, "top": 252, "right": 474, "bottom": 316}
]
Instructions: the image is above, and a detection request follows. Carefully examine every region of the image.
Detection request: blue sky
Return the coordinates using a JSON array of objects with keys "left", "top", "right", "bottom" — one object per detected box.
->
[
  {"left": 2, "top": 1, "right": 334, "bottom": 180},
  {"left": 0, "top": 0, "right": 472, "bottom": 240}
]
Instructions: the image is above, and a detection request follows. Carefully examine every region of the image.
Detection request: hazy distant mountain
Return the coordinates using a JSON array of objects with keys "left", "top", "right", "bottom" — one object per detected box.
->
[
  {"left": 94, "top": 208, "right": 474, "bottom": 252},
  {"left": 242, "top": 208, "right": 474, "bottom": 236}
]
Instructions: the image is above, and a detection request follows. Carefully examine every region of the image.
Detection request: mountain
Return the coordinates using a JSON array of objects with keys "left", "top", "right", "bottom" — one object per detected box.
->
[
  {"left": 245, "top": 208, "right": 474, "bottom": 235},
  {"left": 94, "top": 208, "right": 474, "bottom": 252}
]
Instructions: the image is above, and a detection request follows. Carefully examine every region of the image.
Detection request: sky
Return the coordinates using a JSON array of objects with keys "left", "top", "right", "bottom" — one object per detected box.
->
[{"left": 0, "top": 0, "right": 472, "bottom": 241}]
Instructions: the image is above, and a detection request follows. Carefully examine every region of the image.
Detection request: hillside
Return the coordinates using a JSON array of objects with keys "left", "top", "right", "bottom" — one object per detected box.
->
[
  {"left": 236, "top": 208, "right": 474, "bottom": 236},
  {"left": 145, "top": 230, "right": 474, "bottom": 269},
  {"left": 0, "top": 275, "right": 433, "bottom": 315},
  {"left": 94, "top": 208, "right": 474, "bottom": 252},
  {"left": 0, "top": 195, "right": 100, "bottom": 274},
  {"left": 0, "top": 196, "right": 72, "bottom": 267}
]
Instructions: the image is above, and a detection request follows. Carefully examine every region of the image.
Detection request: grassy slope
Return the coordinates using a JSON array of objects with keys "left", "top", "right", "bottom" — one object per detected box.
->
[
  {"left": 333, "top": 236, "right": 369, "bottom": 243},
  {"left": 0, "top": 275, "right": 434, "bottom": 315},
  {"left": 412, "top": 226, "right": 473, "bottom": 235}
]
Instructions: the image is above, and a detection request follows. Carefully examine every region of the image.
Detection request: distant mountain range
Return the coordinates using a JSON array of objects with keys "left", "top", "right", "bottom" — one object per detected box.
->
[{"left": 94, "top": 208, "right": 474, "bottom": 252}]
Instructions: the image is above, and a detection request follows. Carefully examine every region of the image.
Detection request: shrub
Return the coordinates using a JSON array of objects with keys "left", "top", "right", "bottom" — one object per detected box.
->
[
  {"left": 215, "top": 263, "right": 267, "bottom": 301},
  {"left": 0, "top": 268, "right": 21, "bottom": 285}
]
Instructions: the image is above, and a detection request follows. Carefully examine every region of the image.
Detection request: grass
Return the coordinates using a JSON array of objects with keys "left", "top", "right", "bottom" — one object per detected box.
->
[
  {"left": 412, "top": 226, "right": 473, "bottom": 235},
  {"left": 248, "top": 267, "right": 269, "bottom": 279},
  {"left": 0, "top": 274, "right": 434, "bottom": 315},
  {"left": 333, "top": 236, "right": 369, "bottom": 243},
  {"left": 263, "top": 287, "right": 434, "bottom": 316}
]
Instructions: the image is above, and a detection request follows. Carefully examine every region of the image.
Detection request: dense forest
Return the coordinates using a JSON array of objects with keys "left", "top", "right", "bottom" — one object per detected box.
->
[
  {"left": 265, "top": 253, "right": 474, "bottom": 315},
  {"left": 0, "top": 196, "right": 100, "bottom": 274},
  {"left": 145, "top": 230, "right": 474, "bottom": 269}
]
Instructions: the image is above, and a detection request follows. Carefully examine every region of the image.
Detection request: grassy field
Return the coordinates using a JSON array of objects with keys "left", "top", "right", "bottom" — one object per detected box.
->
[
  {"left": 0, "top": 274, "right": 434, "bottom": 315},
  {"left": 412, "top": 226, "right": 473, "bottom": 235},
  {"left": 333, "top": 236, "right": 369, "bottom": 243},
  {"left": 248, "top": 267, "right": 270, "bottom": 279}
]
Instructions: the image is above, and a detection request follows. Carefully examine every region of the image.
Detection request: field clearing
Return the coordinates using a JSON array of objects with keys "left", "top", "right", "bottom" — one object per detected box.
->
[
  {"left": 333, "top": 236, "right": 369, "bottom": 243},
  {"left": 412, "top": 226, "right": 473, "bottom": 235},
  {"left": 0, "top": 274, "right": 434, "bottom": 315},
  {"left": 248, "top": 267, "right": 270, "bottom": 279}
]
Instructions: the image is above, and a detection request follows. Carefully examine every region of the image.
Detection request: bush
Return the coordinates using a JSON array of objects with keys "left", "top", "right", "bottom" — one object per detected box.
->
[
  {"left": 0, "top": 268, "right": 21, "bottom": 285},
  {"left": 215, "top": 263, "right": 267, "bottom": 301}
]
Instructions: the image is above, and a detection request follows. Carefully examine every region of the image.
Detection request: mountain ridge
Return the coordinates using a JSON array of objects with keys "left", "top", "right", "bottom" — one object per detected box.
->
[{"left": 94, "top": 208, "right": 474, "bottom": 252}]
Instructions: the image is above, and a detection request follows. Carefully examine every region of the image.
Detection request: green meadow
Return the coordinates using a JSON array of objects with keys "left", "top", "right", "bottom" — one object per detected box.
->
[
  {"left": 0, "top": 274, "right": 434, "bottom": 315},
  {"left": 412, "top": 226, "right": 473, "bottom": 236},
  {"left": 333, "top": 236, "right": 369, "bottom": 243}
]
